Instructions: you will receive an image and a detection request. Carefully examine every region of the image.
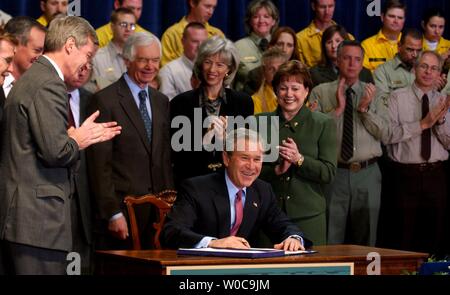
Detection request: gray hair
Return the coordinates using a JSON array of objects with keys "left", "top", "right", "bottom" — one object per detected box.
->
[
  {"left": 414, "top": 50, "right": 443, "bottom": 70},
  {"left": 45, "top": 16, "right": 98, "bottom": 52},
  {"left": 225, "top": 128, "right": 266, "bottom": 154},
  {"left": 244, "top": 0, "right": 279, "bottom": 35},
  {"left": 193, "top": 35, "right": 239, "bottom": 87},
  {"left": 122, "top": 32, "right": 161, "bottom": 61},
  {"left": 262, "top": 47, "right": 288, "bottom": 66}
]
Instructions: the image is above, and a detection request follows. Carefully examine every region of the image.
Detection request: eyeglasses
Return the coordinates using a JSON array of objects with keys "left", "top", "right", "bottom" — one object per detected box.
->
[
  {"left": 117, "top": 21, "right": 136, "bottom": 30},
  {"left": 418, "top": 63, "right": 440, "bottom": 73}
]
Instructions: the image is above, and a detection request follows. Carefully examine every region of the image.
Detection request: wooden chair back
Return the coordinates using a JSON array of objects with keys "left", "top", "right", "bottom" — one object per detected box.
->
[{"left": 124, "top": 190, "right": 176, "bottom": 250}]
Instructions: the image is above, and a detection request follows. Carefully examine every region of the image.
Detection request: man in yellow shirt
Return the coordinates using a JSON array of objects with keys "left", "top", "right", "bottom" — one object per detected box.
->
[
  {"left": 36, "top": 0, "right": 68, "bottom": 27},
  {"left": 160, "top": 0, "right": 224, "bottom": 66},
  {"left": 296, "top": 0, "right": 352, "bottom": 68},
  {"left": 96, "top": 0, "right": 151, "bottom": 48},
  {"left": 361, "top": 0, "right": 406, "bottom": 72}
]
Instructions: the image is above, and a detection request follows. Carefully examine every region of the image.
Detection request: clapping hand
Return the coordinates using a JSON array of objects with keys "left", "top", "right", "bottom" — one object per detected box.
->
[
  {"left": 203, "top": 115, "right": 228, "bottom": 146},
  {"left": 68, "top": 110, "right": 121, "bottom": 150},
  {"left": 275, "top": 138, "right": 300, "bottom": 175},
  {"left": 358, "top": 83, "right": 376, "bottom": 112},
  {"left": 335, "top": 77, "right": 347, "bottom": 116}
]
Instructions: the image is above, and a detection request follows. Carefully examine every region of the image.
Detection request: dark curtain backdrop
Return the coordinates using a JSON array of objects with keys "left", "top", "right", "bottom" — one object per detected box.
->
[{"left": 1, "top": 0, "right": 449, "bottom": 41}]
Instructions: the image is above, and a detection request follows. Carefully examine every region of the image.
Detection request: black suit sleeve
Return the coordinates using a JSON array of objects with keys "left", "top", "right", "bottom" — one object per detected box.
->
[{"left": 160, "top": 179, "right": 206, "bottom": 249}]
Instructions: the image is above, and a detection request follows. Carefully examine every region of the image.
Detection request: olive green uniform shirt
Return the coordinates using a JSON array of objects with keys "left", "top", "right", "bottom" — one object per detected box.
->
[{"left": 257, "top": 106, "right": 337, "bottom": 245}]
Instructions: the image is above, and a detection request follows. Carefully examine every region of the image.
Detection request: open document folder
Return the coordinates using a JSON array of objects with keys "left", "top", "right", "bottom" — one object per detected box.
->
[{"left": 177, "top": 247, "right": 317, "bottom": 258}]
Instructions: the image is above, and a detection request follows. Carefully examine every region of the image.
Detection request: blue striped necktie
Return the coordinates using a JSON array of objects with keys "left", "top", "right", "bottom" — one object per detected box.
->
[{"left": 138, "top": 90, "right": 152, "bottom": 143}]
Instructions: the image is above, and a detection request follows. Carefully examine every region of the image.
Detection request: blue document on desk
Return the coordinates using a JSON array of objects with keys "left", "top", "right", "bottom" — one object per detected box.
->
[{"left": 177, "top": 247, "right": 317, "bottom": 258}]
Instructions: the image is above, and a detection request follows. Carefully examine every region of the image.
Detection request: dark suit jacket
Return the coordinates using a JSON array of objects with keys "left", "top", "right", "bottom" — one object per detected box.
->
[
  {"left": 310, "top": 64, "right": 374, "bottom": 88},
  {"left": 87, "top": 76, "right": 174, "bottom": 224},
  {"left": 0, "top": 88, "right": 5, "bottom": 122},
  {"left": 161, "top": 172, "right": 311, "bottom": 249},
  {"left": 0, "top": 56, "right": 79, "bottom": 252},
  {"left": 170, "top": 87, "right": 254, "bottom": 183}
]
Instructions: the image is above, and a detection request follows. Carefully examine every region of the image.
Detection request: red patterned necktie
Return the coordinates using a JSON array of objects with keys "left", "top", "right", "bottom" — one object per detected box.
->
[
  {"left": 67, "top": 93, "right": 76, "bottom": 128},
  {"left": 230, "top": 190, "right": 243, "bottom": 236}
]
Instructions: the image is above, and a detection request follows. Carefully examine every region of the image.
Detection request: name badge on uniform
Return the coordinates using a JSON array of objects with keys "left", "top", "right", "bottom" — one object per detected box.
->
[{"left": 369, "top": 58, "right": 387, "bottom": 62}]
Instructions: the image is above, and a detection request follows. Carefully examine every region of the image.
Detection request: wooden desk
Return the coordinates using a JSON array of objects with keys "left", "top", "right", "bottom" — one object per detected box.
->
[{"left": 95, "top": 245, "right": 428, "bottom": 275}]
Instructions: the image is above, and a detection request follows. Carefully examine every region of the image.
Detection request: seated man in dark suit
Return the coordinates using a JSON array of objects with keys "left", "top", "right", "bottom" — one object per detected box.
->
[{"left": 161, "top": 128, "right": 311, "bottom": 250}]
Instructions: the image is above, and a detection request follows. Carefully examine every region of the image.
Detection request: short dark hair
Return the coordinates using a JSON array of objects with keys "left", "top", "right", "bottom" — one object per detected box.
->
[
  {"left": 182, "top": 22, "right": 206, "bottom": 39},
  {"left": 337, "top": 40, "right": 365, "bottom": 59},
  {"left": 111, "top": 7, "right": 136, "bottom": 23},
  {"left": 4, "top": 16, "right": 46, "bottom": 46},
  {"left": 422, "top": 8, "right": 445, "bottom": 25},
  {"left": 399, "top": 28, "right": 423, "bottom": 45},
  {"left": 382, "top": 0, "right": 406, "bottom": 15},
  {"left": 272, "top": 60, "right": 312, "bottom": 92}
]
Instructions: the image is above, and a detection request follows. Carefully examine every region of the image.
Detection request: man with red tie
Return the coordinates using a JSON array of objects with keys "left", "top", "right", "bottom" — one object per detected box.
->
[
  {"left": 383, "top": 50, "right": 450, "bottom": 256},
  {"left": 161, "top": 128, "right": 310, "bottom": 250}
]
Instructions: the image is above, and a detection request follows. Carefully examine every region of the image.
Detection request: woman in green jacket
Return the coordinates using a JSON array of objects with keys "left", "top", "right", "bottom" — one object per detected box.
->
[{"left": 257, "top": 60, "right": 337, "bottom": 245}]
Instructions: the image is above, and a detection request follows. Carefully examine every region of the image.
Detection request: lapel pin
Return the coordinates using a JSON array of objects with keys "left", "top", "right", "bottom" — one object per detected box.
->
[
  {"left": 253, "top": 202, "right": 258, "bottom": 208},
  {"left": 294, "top": 122, "right": 299, "bottom": 127}
]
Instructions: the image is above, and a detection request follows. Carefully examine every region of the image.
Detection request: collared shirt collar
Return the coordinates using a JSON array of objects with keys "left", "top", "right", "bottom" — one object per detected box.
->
[
  {"left": 277, "top": 104, "right": 309, "bottom": 129},
  {"left": 392, "top": 54, "right": 412, "bottom": 71},
  {"left": 107, "top": 41, "right": 123, "bottom": 57},
  {"left": 225, "top": 171, "right": 247, "bottom": 200},
  {"left": 306, "top": 20, "right": 337, "bottom": 37},
  {"left": 375, "top": 30, "right": 402, "bottom": 43},
  {"left": 179, "top": 16, "right": 215, "bottom": 34},
  {"left": 2, "top": 73, "right": 15, "bottom": 96},
  {"left": 249, "top": 32, "right": 271, "bottom": 46},
  {"left": 124, "top": 72, "right": 148, "bottom": 95},
  {"left": 411, "top": 82, "right": 435, "bottom": 102},
  {"left": 42, "top": 55, "right": 64, "bottom": 81},
  {"left": 345, "top": 80, "right": 364, "bottom": 95},
  {"left": 68, "top": 89, "right": 80, "bottom": 128},
  {"left": 181, "top": 54, "right": 194, "bottom": 69}
]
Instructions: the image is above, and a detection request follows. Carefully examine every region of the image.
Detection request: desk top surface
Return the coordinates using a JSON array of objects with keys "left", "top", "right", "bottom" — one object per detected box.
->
[{"left": 97, "top": 245, "right": 428, "bottom": 267}]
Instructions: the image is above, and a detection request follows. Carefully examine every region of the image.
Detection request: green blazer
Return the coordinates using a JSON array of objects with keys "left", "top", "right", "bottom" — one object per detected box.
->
[{"left": 257, "top": 106, "right": 337, "bottom": 244}]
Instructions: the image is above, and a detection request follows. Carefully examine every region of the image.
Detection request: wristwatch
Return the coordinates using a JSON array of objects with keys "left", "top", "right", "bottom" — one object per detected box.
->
[{"left": 296, "top": 153, "right": 305, "bottom": 167}]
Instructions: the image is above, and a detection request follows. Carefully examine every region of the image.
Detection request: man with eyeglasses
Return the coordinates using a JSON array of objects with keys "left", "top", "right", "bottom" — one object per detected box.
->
[
  {"left": 96, "top": 0, "right": 151, "bottom": 48},
  {"left": 87, "top": 32, "right": 174, "bottom": 250},
  {"left": 93, "top": 8, "right": 136, "bottom": 90},
  {"left": 382, "top": 50, "right": 450, "bottom": 256}
]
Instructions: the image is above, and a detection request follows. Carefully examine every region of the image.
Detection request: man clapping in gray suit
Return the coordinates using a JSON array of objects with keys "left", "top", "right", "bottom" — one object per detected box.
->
[{"left": 0, "top": 16, "right": 121, "bottom": 275}]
